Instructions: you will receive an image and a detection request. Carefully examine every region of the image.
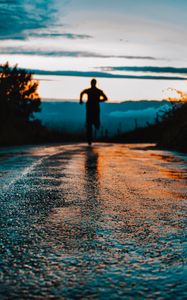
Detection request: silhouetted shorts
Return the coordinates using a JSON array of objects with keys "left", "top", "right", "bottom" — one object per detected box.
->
[{"left": 86, "top": 107, "right": 100, "bottom": 129}]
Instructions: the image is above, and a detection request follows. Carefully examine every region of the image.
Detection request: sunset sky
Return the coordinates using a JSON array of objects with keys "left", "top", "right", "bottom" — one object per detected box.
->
[{"left": 0, "top": 0, "right": 187, "bottom": 101}]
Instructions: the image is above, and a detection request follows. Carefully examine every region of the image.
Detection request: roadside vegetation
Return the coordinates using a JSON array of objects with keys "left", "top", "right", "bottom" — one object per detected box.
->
[
  {"left": 112, "top": 91, "right": 187, "bottom": 152},
  {"left": 0, "top": 63, "right": 78, "bottom": 145},
  {"left": 0, "top": 63, "right": 43, "bottom": 145}
]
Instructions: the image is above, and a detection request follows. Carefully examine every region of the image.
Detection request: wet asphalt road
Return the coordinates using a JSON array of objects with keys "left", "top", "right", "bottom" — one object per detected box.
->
[{"left": 0, "top": 143, "right": 186, "bottom": 299}]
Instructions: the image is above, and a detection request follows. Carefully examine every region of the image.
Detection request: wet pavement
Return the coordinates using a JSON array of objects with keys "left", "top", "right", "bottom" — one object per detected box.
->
[{"left": 0, "top": 143, "right": 186, "bottom": 299}]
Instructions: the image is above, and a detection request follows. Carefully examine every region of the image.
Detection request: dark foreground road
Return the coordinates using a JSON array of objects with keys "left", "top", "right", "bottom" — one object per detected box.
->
[{"left": 0, "top": 143, "right": 186, "bottom": 299}]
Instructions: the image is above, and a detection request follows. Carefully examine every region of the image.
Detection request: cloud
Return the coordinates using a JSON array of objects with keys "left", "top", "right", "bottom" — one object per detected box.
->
[
  {"left": 0, "top": 0, "right": 61, "bottom": 39},
  {"left": 0, "top": 1, "right": 92, "bottom": 41},
  {"left": 116, "top": 56, "right": 156, "bottom": 60},
  {"left": 30, "top": 33, "right": 93, "bottom": 39},
  {"left": 0, "top": 49, "right": 99, "bottom": 57},
  {"left": 0, "top": 46, "right": 157, "bottom": 60},
  {"left": 102, "top": 66, "right": 187, "bottom": 74},
  {"left": 28, "top": 69, "right": 187, "bottom": 80}
]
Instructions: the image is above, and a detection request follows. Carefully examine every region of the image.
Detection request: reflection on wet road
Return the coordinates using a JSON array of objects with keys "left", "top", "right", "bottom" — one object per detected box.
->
[{"left": 0, "top": 144, "right": 186, "bottom": 299}]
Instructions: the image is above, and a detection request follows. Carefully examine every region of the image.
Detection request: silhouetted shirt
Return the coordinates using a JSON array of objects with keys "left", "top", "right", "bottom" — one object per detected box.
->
[{"left": 81, "top": 87, "right": 107, "bottom": 111}]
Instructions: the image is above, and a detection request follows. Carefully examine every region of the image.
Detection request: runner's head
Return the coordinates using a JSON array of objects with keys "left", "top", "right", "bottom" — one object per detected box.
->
[{"left": 91, "top": 78, "right": 97, "bottom": 87}]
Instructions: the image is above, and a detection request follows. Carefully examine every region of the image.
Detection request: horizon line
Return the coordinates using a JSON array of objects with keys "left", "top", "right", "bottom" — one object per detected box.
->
[{"left": 41, "top": 98, "right": 169, "bottom": 103}]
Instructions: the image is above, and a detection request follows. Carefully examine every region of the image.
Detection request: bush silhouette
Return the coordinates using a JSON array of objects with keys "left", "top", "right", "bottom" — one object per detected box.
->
[
  {"left": 158, "top": 100, "right": 187, "bottom": 151},
  {"left": 0, "top": 63, "right": 42, "bottom": 144}
]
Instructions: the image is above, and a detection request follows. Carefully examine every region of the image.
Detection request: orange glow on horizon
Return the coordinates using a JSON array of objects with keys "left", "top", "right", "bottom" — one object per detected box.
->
[{"left": 167, "top": 88, "right": 187, "bottom": 102}]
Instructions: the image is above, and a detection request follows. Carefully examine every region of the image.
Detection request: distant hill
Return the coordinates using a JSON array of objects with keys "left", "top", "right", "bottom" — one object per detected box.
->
[{"left": 35, "top": 100, "right": 171, "bottom": 137}]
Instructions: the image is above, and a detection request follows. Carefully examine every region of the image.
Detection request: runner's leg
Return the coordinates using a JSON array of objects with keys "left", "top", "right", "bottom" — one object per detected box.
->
[{"left": 86, "top": 119, "right": 92, "bottom": 145}]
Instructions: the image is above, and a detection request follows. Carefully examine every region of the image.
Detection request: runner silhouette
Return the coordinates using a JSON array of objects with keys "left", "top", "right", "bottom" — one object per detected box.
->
[{"left": 80, "top": 79, "right": 108, "bottom": 145}]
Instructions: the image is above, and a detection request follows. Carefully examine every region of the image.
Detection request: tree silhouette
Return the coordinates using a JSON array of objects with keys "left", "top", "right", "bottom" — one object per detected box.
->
[
  {"left": 0, "top": 62, "right": 41, "bottom": 144},
  {"left": 0, "top": 62, "right": 41, "bottom": 124}
]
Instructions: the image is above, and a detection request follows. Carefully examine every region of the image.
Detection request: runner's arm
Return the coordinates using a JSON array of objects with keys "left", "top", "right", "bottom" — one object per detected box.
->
[
  {"left": 100, "top": 91, "right": 108, "bottom": 102},
  {"left": 80, "top": 90, "right": 87, "bottom": 104}
]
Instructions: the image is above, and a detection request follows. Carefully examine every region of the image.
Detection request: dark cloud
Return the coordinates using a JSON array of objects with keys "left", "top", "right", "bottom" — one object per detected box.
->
[
  {"left": 0, "top": 49, "right": 102, "bottom": 57},
  {"left": 0, "top": 47, "right": 157, "bottom": 60},
  {"left": 0, "top": 0, "right": 60, "bottom": 39},
  {"left": 30, "top": 33, "right": 93, "bottom": 39},
  {"left": 28, "top": 69, "right": 187, "bottom": 80},
  {"left": 0, "top": 0, "right": 91, "bottom": 41},
  {"left": 101, "top": 66, "right": 187, "bottom": 74},
  {"left": 112, "top": 56, "right": 156, "bottom": 60}
]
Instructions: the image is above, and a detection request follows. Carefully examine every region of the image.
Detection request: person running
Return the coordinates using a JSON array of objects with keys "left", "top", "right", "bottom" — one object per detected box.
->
[{"left": 80, "top": 79, "right": 108, "bottom": 145}]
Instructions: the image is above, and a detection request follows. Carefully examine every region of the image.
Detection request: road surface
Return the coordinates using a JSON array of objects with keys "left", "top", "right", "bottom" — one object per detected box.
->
[{"left": 0, "top": 143, "right": 186, "bottom": 299}]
